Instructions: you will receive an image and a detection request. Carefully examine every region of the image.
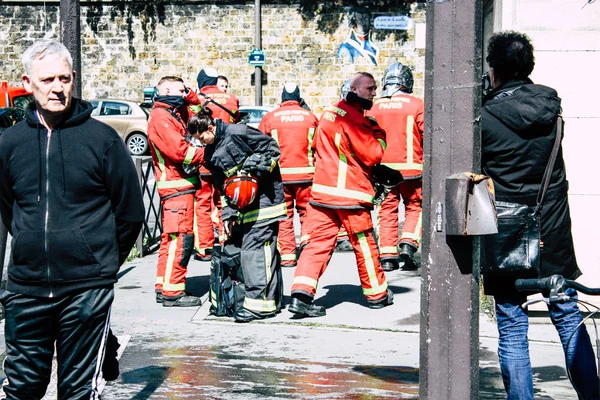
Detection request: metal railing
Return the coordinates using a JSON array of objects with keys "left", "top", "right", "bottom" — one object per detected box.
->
[{"left": 133, "top": 156, "right": 162, "bottom": 257}]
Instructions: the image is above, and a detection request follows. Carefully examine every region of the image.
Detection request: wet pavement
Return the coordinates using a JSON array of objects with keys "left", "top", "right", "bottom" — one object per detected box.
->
[{"left": 0, "top": 250, "right": 590, "bottom": 399}]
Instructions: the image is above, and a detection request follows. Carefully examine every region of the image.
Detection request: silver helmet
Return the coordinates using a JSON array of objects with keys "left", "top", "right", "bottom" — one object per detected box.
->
[
  {"left": 381, "top": 62, "right": 414, "bottom": 95},
  {"left": 340, "top": 79, "right": 351, "bottom": 100}
]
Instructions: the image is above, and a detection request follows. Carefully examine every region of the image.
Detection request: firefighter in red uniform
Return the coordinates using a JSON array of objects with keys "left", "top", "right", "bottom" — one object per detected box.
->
[
  {"left": 258, "top": 83, "right": 319, "bottom": 267},
  {"left": 289, "top": 72, "right": 394, "bottom": 317},
  {"left": 148, "top": 76, "right": 205, "bottom": 307},
  {"left": 366, "top": 63, "right": 423, "bottom": 271},
  {"left": 191, "top": 68, "right": 241, "bottom": 261}
]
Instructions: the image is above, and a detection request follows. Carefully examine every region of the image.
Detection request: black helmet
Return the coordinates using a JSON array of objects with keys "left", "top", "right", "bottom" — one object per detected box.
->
[{"left": 381, "top": 62, "right": 414, "bottom": 94}]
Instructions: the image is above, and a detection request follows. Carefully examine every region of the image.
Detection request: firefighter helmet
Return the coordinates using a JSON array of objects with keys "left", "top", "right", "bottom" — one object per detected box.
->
[
  {"left": 381, "top": 62, "right": 414, "bottom": 94},
  {"left": 340, "top": 79, "right": 351, "bottom": 100},
  {"left": 224, "top": 174, "right": 259, "bottom": 210}
]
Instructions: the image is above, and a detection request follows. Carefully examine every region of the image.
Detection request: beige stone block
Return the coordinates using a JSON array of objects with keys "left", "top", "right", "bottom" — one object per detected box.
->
[
  {"left": 532, "top": 51, "right": 600, "bottom": 119},
  {"left": 510, "top": 0, "right": 600, "bottom": 51},
  {"left": 569, "top": 195, "right": 600, "bottom": 284},
  {"left": 559, "top": 117, "right": 600, "bottom": 196}
]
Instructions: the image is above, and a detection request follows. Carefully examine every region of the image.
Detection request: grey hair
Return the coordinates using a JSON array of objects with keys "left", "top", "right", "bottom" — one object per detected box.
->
[{"left": 22, "top": 40, "right": 73, "bottom": 75}]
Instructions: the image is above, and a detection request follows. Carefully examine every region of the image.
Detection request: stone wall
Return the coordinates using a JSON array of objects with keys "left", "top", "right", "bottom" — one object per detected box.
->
[{"left": 0, "top": 2, "right": 425, "bottom": 115}]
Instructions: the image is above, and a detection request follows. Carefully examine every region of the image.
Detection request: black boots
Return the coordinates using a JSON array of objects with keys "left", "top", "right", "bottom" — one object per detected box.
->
[
  {"left": 289, "top": 295, "right": 326, "bottom": 317},
  {"left": 381, "top": 259, "right": 399, "bottom": 271},
  {"left": 334, "top": 238, "right": 353, "bottom": 252},
  {"left": 367, "top": 289, "right": 395, "bottom": 309},
  {"left": 162, "top": 294, "right": 202, "bottom": 307},
  {"left": 399, "top": 243, "right": 418, "bottom": 271}
]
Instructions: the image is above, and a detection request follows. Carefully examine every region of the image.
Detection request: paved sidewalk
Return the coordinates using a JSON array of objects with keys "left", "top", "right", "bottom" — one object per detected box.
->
[{"left": 0, "top": 249, "right": 593, "bottom": 399}]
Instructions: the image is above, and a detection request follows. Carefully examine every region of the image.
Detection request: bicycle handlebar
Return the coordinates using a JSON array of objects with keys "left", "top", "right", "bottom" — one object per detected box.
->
[
  {"left": 514, "top": 276, "right": 557, "bottom": 292},
  {"left": 515, "top": 274, "right": 600, "bottom": 296}
]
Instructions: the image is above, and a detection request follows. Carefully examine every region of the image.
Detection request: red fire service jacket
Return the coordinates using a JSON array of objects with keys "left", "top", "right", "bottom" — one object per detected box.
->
[
  {"left": 366, "top": 93, "right": 424, "bottom": 179},
  {"left": 258, "top": 100, "right": 319, "bottom": 184},
  {"left": 194, "top": 85, "right": 241, "bottom": 177},
  {"left": 310, "top": 99, "right": 386, "bottom": 210},
  {"left": 197, "top": 85, "right": 240, "bottom": 124},
  {"left": 148, "top": 91, "right": 204, "bottom": 198}
]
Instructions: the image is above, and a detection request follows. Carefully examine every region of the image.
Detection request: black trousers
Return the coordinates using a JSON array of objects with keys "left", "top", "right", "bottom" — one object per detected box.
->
[
  {"left": 237, "top": 221, "right": 282, "bottom": 316},
  {"left": 0, "top": 287, "right": 113, "bottom": 400}
]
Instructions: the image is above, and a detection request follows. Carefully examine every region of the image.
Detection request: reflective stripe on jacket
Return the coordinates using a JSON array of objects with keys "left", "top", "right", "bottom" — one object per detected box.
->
[
  {"left": 366, "top": 93, "right": 424, "bottom": 179},
  {"left": 310, "top": 99, "right": 386, "bottom": 209},
  {"left": 148, "top": 92, "right": 204, "bottom": 198},
  {"left": 258, "top": 100, "right": 319, "bottom": 184}
]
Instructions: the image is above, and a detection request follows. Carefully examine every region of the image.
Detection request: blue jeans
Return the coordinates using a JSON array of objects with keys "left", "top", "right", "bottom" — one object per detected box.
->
[{"left": 495, "top": 289, "right": 600, "bottom": 400}]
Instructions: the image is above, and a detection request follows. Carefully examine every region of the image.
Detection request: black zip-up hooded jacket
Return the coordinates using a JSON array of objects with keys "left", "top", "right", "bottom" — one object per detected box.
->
[
  {"left": 482, "top": 80, "right": 580, "bottom": 295},
  {"left": 0, "top": 98, "right": 144, "bottom": 298}
]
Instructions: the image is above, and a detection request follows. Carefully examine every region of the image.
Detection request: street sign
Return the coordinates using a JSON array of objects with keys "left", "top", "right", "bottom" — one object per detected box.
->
[
  {"left": 248, "top": 49, "right": 266, "bottom": 66},
  {"left": 374, "top": 15, "right": 414, "bottom": 30}
]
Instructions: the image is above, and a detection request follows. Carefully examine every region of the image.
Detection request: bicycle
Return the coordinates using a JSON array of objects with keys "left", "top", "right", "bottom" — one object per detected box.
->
[{"left": 515, "top": 275, "right": 600, "bottom": 398}]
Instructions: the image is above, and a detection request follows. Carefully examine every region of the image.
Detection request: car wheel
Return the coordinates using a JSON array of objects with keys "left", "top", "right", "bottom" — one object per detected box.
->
[{"left": 126, "top": 132, "right": 148, "bottom": 156}]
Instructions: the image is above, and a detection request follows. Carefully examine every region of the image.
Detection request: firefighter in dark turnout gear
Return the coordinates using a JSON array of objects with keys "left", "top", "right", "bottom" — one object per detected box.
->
[
  {"left": 188, "top": 107, "right": 286, "bottom": 322},
  {"left": 149, "top": 76, "right": 205, "bottom": 307},
  {"left": 191, "top": 67, "right": 240, "bottom": 261},
  {"left": 258, "top": 83, "right": 319, "bottom": 267}
]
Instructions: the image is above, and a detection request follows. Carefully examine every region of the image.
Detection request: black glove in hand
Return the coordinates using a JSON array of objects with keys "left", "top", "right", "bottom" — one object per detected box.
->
[
  {"left": 242, "top": 153, "right": 271, "bottom": 174},
  {"left": 182, "top": 163, "right": 199, "bottom": 175},
  {"left": 373, "top": 182, "right": 391, "bottom": 206}
]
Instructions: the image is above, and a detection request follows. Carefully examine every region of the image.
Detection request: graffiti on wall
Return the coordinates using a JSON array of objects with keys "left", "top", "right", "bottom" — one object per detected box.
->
[{"left": 337, "top": 7, "right": 379, "bottom": 66}]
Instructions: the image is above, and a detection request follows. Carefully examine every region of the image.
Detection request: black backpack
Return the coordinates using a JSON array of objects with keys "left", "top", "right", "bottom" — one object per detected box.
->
[{"left": 209, "top": 242, "right": 245, "bottom": 317}]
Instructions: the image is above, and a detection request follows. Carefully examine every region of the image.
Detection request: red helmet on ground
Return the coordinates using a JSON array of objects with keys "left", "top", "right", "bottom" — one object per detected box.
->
[{"left": 224, "top": 174, "right": 259, "bottom": 210}]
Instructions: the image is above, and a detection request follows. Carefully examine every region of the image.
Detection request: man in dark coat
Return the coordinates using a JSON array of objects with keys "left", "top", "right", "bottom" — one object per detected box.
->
[
  {"left": 481, "top": 31, "right": 599, "bottom": 400},
  {"left": 0, "top": 39, "right": 144, "bottom": 398}
]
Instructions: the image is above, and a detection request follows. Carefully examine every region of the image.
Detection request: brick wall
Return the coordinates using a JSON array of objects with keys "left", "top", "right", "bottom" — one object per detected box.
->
[{"left": 0, "top": 3, "right": 425, "bottom": 115}]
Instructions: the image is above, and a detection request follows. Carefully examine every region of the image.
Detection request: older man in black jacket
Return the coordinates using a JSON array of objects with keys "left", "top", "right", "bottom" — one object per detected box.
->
[
  {"left": 0, "top": 40, "right": 144, "bottom": 399},
  {"left": 481, "top": 31, "right": 599, "bottom": 400}
]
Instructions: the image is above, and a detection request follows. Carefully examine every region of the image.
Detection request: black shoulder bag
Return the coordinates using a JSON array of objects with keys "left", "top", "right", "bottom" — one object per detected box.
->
[{"left": 481, "top": 116, "right": 563, "bottom": 277}]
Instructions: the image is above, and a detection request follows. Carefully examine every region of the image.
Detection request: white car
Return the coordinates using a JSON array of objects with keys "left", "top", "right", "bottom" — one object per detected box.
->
[
  {"left": 90, "top": 99, "right": 151, "bottom": 156},
  {"left": 239, "top": 105, "right": 274, "bottom": 129}
]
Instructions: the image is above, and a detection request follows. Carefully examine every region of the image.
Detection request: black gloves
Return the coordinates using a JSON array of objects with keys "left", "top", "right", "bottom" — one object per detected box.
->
[
  {"left": 242, "top": 153, "right": 272, "bottom": 175},
  {"left": 371, "top": 165, "right": 404, "bottom": 206}
]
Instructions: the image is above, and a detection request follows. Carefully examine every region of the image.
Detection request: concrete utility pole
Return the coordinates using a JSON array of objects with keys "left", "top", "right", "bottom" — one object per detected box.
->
[
  {"left": 419, "top": 0, "right": 483, "bottom": 399},
  {"left": 254, "top": 0, "right": 262, "bottom": 105},
  {"left": 60, "top": 0, "right": 82, "bottom": 97}
]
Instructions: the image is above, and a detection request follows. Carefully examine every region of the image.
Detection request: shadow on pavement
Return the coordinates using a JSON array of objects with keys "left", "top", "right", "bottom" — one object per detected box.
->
[
  {"left": 121, "top": 365, "right": 173, "bottom": 400},
  {"left": 117, "top": 266, "right": 135, "bottom": 280},
  {"left": 353, "top": 365, "right": 419, "bottom": 384},
  {"left": 185, "top": 275, "right": 210, "bottom": 298},
  {"left": 316, "top": 283, "right": 412, "bottom": 309}
]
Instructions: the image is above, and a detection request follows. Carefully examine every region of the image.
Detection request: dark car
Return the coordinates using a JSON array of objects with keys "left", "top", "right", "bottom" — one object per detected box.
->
[
  {"left": 239, "top": 105, "right": 274, "bottom": 128},
  {"left": 0, "top": 108, "right": 25, "bottom": 135}
]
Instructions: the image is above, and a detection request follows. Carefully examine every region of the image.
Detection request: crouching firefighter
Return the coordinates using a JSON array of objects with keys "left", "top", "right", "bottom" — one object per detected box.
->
[{"left": 188, "top": 107, "right": 286, "bottom": 322}]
